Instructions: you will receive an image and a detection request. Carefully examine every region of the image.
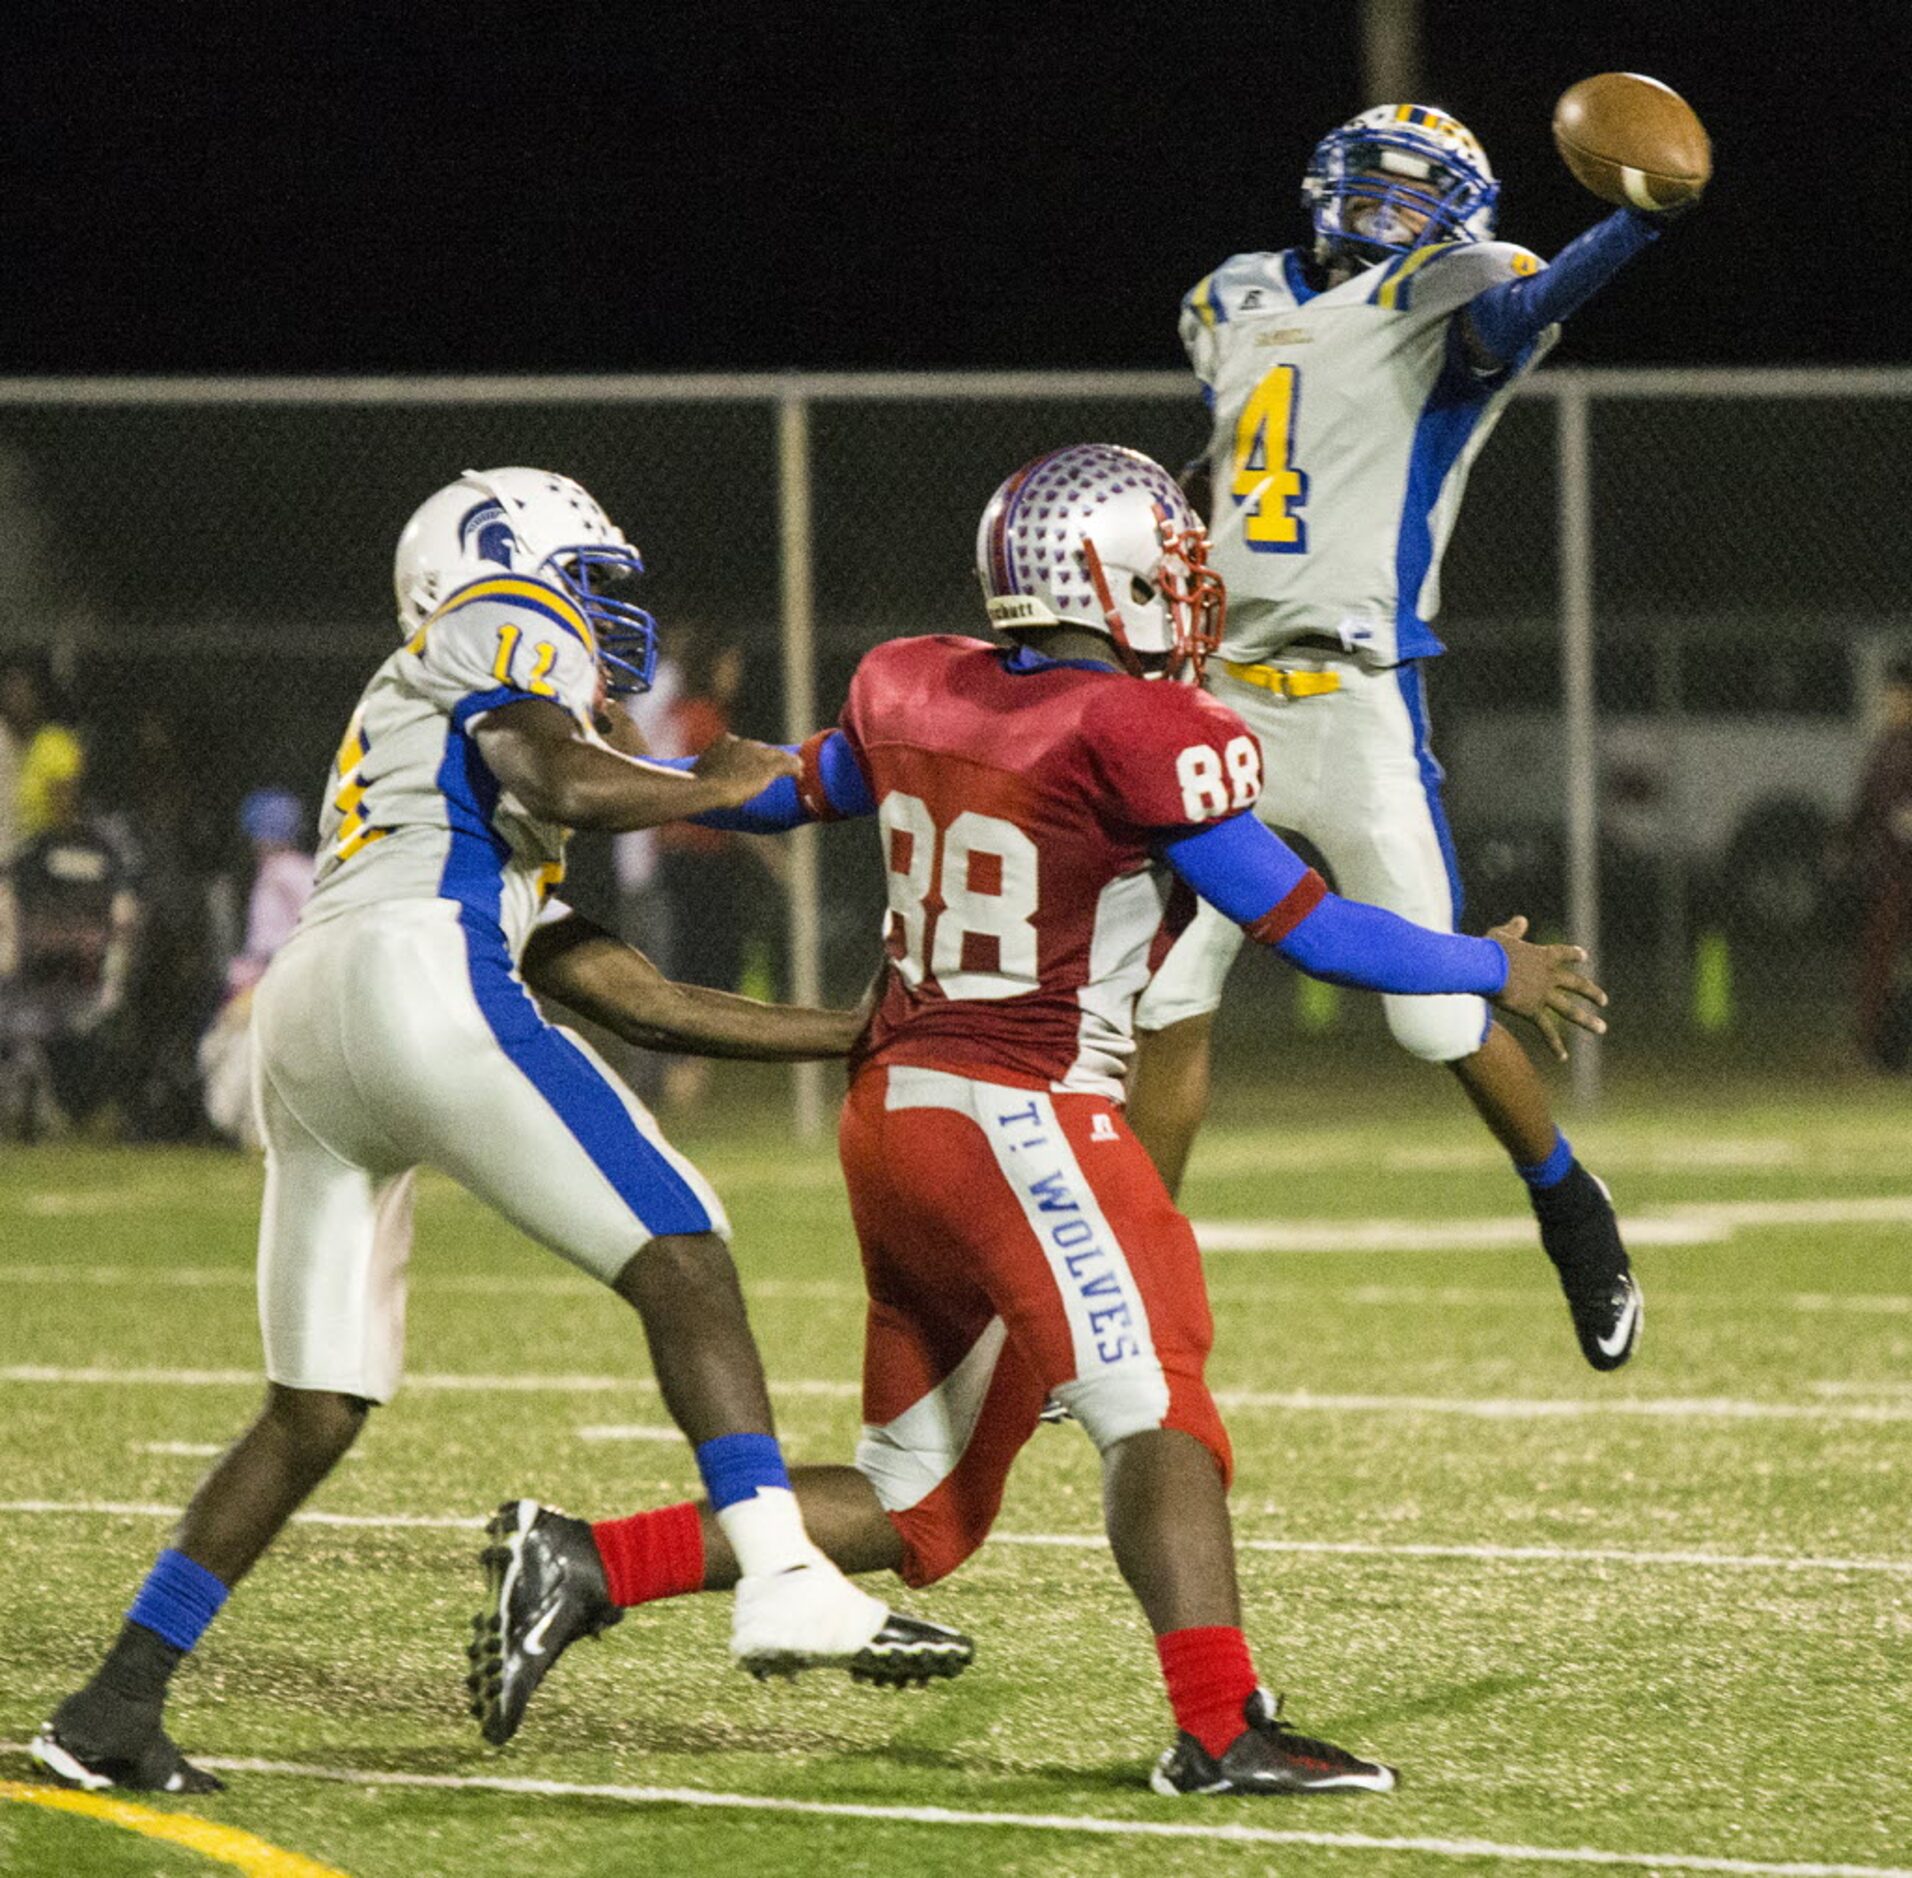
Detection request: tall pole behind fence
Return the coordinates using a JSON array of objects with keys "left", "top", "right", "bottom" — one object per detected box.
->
[
  {"left": 778, "top": 390, "right": 825, "bottom": 1139},
  {"left": 1556, "top": 382, "right": 1602, "bottom": 1106}
]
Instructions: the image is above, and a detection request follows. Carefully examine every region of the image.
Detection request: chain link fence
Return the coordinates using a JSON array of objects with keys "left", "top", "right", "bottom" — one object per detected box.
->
[{"left": 1, "top": 371, "right": 1906, "bottom": 1139}]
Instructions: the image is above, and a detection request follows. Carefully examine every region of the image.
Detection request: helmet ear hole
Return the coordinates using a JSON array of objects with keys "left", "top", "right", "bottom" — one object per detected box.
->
[{"left": 1131, "top": 574, "right": 1156, "bottom": 605}]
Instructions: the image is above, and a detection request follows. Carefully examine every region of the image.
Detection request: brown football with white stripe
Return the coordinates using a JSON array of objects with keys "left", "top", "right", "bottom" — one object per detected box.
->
[{"left": 1552, "top": 73, "right": 1711, "bottom": 212}]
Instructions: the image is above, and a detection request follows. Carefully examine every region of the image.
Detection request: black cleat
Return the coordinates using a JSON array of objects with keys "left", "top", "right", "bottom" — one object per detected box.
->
[
  {"left": 1150, "top": 1690, "right": 1397, "bottom": 1796},
  {"left": 1534, "top": 1166, "right": 1643, "bottom": 1371},
  {"left": 467, "top": 1498, "right": 623, "bottom": 1747},
  {"left": 845, "top": 1612, "right": 976, "bottom": 1688},
  {"left": 30, "top": 1713, "right": 224, "bottom": 1795}
]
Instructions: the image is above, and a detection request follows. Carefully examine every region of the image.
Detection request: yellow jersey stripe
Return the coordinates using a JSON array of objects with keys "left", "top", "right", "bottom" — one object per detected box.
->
[
  {"left": 335, "top": 824, "right": 390, "bottom": 864},
  {"left": 429, "top": 576, "right": 595, "bottom": 656},
  {"left": 1186, "top": 272, "right": 1220, "bottom": 330},
  {"left": 1375, "top": 239, "right": 1459, "bottom": 311}
]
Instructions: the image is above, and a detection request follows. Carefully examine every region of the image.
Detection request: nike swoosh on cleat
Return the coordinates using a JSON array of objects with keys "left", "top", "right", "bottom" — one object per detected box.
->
[
  {"left": 1596, "top": 1288, "right": 1641, "bottom": 1358},
  {"left": 520, "top": 1604, "right": 561, "bottom": 1657}
]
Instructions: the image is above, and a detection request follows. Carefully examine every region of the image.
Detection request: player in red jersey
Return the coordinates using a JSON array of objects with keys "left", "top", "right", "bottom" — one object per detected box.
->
[{"left": 489, "top": 445, "right": 1606, "bottom": 1795}]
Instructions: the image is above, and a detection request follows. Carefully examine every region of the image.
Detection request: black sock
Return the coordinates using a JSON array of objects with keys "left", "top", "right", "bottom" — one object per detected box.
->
[
  {"left": 87, "top": 1621, "right": 186, "bottom": 1709},
  {"left": 1528, "top": 1161, "right": 1605, "bottom": 1228}
]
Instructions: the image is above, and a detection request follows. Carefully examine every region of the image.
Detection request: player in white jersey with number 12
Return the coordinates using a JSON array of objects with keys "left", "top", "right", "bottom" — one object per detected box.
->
[
  {"left": 34, "top": 468, "right": 966, "bottom": 1797},
  {"left": 1133, "top": 102, "right": 1706, "bottom": 1370}
]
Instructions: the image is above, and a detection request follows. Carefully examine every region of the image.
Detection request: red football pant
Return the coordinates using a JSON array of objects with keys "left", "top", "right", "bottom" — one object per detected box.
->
[{"left": 840, "top": 1062, "right": 1231, "bottom": 1589}]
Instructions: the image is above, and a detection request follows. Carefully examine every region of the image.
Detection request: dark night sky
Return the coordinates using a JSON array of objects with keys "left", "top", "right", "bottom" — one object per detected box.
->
[{"left": 4, "top": 3, "right": 1903, "bottom": 377}]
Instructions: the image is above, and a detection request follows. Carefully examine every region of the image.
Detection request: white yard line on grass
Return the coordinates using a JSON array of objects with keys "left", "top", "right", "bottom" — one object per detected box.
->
[
  {"left": 5, "top": 1501, "right": 1908, "bottom": 1577},
  {"left": 8, "top": 1365, "right": 1912, "bottom": 1423},
  {"left": 990, "top": 1533, "right": 1912, "bottom": 1577},
  {"left": 127, "top": 1442, "right": 364, "bottom": 1462},
  {"left": 1195, "top": 1192, "right": 1912, "bottom": 1253},
  {"left": 576, "top": 1424, "right": 686, "bottom": 1442},
  {"left": 0, "top": 1749, "right": 1896, "bottom": 1878},
  {"left": 0, "top": 1366, "right": 868, "bottom": 1398},
  {"left": 6, "top": 1264, "right": 1903, "bottom": 1318},
  {"left": 1174, "top": 1135, "right": 1813, "bottom": 1178},
  {"left": 0, "top": 1499, "right": 483, "bottom": 1529}
]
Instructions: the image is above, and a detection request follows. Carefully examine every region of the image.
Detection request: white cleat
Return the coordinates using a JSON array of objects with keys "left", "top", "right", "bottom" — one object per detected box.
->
[{"left": 730, "top": 1558, "right": 974, "bottom": 1687}]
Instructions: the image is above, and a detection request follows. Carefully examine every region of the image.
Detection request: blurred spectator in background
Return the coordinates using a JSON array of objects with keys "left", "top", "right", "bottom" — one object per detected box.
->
[
  {"left": 0, "top": 739, "right": 141, "bottom": 1136},
  {"left": 654, "top": 639, "right": 783, "bottom": 1109},
  {"left": 199, "top": 789, "right": 315, "bottom": 1146},
  {"left": 606, "top": 637, "right": 685, "bottom": 1101},
  {"left": 111, "top": 705, "right": 229, "bottom": 1139},
  {"left": 1844, "top": 657, "right": 1912, "bottom": 1070},
  {"left": 0, "top": 653, "right": 85, "bottom": 862},
  {"left": 611, "top": 634, "right": 686, "bottom": 967}
]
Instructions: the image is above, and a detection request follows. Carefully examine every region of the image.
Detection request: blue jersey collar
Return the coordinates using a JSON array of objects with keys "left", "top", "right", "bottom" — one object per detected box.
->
[{"left": 1002, "top": 643, "right": 1119, "bottom": 677}]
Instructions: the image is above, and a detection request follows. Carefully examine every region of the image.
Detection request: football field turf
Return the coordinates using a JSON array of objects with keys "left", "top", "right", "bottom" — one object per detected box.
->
[{"left": 3, "top": 1056, "right": 1907, "bottom": 1877}]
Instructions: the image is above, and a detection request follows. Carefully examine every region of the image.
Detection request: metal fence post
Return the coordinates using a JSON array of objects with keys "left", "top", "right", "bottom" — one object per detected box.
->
[
  {"left": 1557, "top": 379, "right": 1602, "bottom": 1106},
  {"left": 778, "top": 388, "right": 826, "bottom": 1140}
]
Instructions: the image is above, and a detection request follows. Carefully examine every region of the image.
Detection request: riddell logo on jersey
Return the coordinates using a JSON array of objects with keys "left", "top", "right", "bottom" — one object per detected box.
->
[{"left": 1089, "top": 1113, "right": 1118, "bottom": 1142}]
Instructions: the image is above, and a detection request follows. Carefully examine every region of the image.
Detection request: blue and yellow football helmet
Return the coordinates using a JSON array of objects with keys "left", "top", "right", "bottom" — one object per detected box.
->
[
  {"left": 1303, "top": 104, "right": 1499, "bottom": 270},
  {"left": 393, "top": 468, "right": 658, "bottom": 696}
]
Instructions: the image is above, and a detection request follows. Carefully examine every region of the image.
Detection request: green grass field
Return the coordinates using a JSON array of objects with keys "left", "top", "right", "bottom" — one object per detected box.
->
[{"left": 2, "top": 1053, "right": 1908, "bottom": 1877}]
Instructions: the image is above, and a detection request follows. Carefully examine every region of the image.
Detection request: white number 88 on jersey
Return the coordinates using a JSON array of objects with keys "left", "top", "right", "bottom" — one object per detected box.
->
[{"left": 1176, "top": 735, "right": 1262, "bottom": 821}]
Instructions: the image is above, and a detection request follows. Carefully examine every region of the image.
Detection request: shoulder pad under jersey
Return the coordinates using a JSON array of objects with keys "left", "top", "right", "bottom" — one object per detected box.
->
[
  {"left": 1181, "top": 252, "right": 1300, "bottom": 335},
  {"left": 410, "top": 575, "right": 600, "bottom": 725},
  {"left": 1366, "top": 239, "right": 1544, "bottom": 318}
]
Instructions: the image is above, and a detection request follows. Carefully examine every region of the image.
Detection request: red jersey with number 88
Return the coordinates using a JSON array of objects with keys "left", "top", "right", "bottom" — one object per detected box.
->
[{"left": 836, "top": 636, "right": 1262, "bottom": 1100}]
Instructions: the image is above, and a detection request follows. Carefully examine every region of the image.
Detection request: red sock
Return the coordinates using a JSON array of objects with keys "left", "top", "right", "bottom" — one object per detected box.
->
[
  {"left": 591, "top": 1502, "right": 706, "bottom": 1608},
  {"left": 1156, "top": 1626, "right": 1258, "bottom": 1759}
]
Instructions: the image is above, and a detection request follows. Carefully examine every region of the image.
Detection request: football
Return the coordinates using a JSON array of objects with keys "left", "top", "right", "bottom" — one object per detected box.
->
[{"left": 1551, "top": 73, "right": 1711, "bottom": 212}]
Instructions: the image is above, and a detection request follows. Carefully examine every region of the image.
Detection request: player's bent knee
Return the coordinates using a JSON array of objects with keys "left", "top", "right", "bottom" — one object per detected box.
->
[
  {"left": 1383, "top": 992, "right": 1493, "bottom": 1064},
  {"left": 1053, "top": 1369, "right": 1231, "bottom": 1483},
  {"left": 885, "top": 1506, "right": 987, "bottom": 1590},
  {"left": 612, "top": 1231, "right": 743, "bottom": 1310}
]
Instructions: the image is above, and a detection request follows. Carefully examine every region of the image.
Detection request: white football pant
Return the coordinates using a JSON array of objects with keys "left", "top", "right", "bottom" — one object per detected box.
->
[
  {"left": 251, "top": 899, "right": 727, "bottom": 1403},
  {"left": 1138, "top": 657, "right": 1492, "bottom": 1064}
]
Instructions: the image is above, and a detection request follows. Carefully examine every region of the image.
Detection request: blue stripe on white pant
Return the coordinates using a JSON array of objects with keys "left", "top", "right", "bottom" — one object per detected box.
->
[{"left": 456, "top": 908, "right": 717, "bottom": 1239}]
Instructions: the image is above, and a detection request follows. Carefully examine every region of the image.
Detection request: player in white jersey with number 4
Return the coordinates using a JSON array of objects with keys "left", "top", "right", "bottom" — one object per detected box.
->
[
  {"left": 1132, "top": 103, "right": 1703, "bottom": 1372},
  {"left": 34, "top": 468, "right": 966, "bottom": 1798}
]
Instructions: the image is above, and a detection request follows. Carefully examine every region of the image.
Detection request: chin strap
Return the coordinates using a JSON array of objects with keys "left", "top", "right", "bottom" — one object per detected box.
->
[
  {"left": 1079, "top": 536, "right": 1147, "bottom": 679},
  {"left": 1079, "top": 509, "right": 1226, "bottom": 684}
]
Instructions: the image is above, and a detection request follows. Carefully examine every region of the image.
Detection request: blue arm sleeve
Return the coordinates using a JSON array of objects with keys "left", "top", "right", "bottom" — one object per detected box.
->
[
  {"left": 1158, "top": 813, "right": 1312, "bottom": 924},
  {"left": 1464, "top": 210, "right": 1661, "bottom": 366},
  {"left": 666, "top": 753, "right": 807, "bottom": 833},
  {"left": 1276, "top": 896, "right": 1509, "bottom": 996},
  {"left": 680, "top": 729, "right": 876, "bottom": 832},
  {"left": 1160, "top": 814, "right": 1508, "bottom": 995},
  {"left": 813, "top": 728, "right": 877, "bottom": 817}
]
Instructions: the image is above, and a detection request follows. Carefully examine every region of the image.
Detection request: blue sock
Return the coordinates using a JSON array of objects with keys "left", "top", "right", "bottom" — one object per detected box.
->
[
  {"left": 1516, "top": 1129, "right": 1576, "bottom": 1193},
  {"left": 695, "top": 1432, "right": 792, "bottom": 1512},
  {"left": 126, "top": 1548, "right": 229, "bottom": 1653}
]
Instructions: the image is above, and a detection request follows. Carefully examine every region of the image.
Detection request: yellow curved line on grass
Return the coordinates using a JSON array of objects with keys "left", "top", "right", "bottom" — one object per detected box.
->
[{"left": 0, "top": 1778, "right": 350, "bottom": 1876}]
